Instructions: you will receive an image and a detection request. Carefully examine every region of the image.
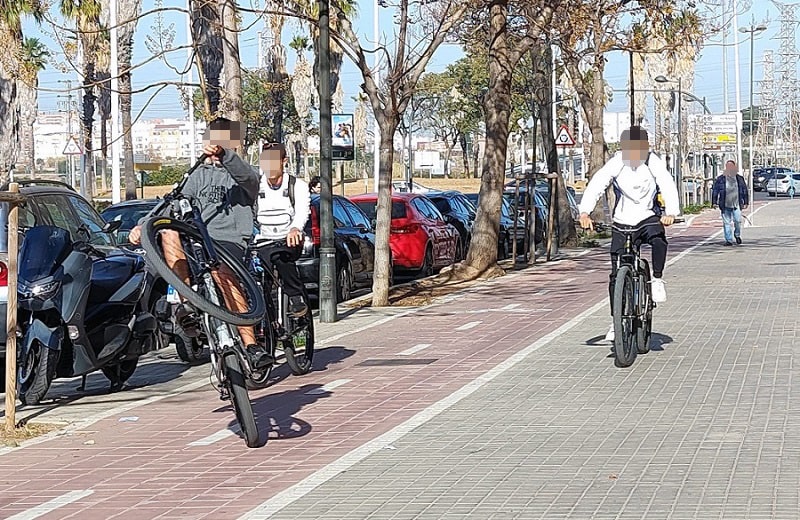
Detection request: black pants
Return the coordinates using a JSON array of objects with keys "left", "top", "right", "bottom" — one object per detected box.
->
[
  {"left": 608, "top": 215, "right": 667, "bottom": 311},
  {"left": 217, "top": 241, "right": 246, "bottom": 266},
  {"left": 254, "top": 242, "right": 305, "bottom": 298}
]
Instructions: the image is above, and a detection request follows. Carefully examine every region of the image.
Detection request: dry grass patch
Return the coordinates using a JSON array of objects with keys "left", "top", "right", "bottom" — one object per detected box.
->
[{"left": 0, "top": 421, "right": 62, "bottom": 447}]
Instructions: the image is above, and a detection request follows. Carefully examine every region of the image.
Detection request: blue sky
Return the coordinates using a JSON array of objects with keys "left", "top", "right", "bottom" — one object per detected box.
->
[{"left": 28, "top": 0, "right": 775, "bottom": 121}]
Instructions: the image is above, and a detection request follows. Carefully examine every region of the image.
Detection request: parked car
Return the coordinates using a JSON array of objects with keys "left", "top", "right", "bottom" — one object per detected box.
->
[
  {"left": 0, "top": 180, "right": 167, "bottom": 385},
  {"left": 426, "top": 191, "right": 474, "bottom": 260},
  {"left": 464, "top": 193, "right": 526, "bottom": 258},
  {"left": 754, "top": 167, "right": 791, "bottom": 191},
  {"left": 766, "top": 172, "right": 800, "bottom": 196},
  {"left": 351, "top": 192, "right": 459, "bottom": 277},
  {"left": 504, "top": 185, "right": 548, "bottom": 244},
  {"left": 100, "top": 198, "right": 159, "bottom": 244},
  {"left": 302, "top": 194, "right": 377, "bottom": 302}
]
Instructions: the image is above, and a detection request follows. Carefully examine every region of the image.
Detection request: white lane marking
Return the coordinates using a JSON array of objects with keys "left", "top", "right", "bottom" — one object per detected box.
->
[
  {"left": 397, "top": 343, "right": 432, "bottom": 356},
  {"left": 239, "top": 298, "right": 610, "bottom": 520},
  {"left": 317, "top": 310, "right": 417, "bottom": 346},
  {"left": 305, "top": 379, "right": 351, "bottom": 395},
  {"left": 7, "top": 490, "right": 94, "bottom": 520},
  {"left": 455, "top": 321, "right": 481, "bottom": 331},
  {"left": 537, "top": 290, "right": 550, "bottom": 295},
  {"left": 561, "top": 277, "right": 576, "bottom": 284},
  {"left": 587, "top": 269, "right": 598, "bottom": 274},
  {"left": 189, "top": 427, "right": 241, "bottom": 447},
  {"left": 501, "top": 303, "right": 521, "bottom": 310},
  {"left": 239, "top": 219, "right": 731, "bottom": 520},
  {"left": 466, "top": 308, "right": 552, "bottom": 315}
]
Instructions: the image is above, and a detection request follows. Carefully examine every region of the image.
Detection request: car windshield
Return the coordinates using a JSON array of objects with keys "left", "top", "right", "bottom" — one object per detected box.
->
[
  {"left": 776, "top": 174, "right": 788, "bottom": 180},
  {"left": 101, "top": 204, "right": 156, "bottom": 231},
  {"left": 354, "top": 200, "right": 407, "bottom": 220}
]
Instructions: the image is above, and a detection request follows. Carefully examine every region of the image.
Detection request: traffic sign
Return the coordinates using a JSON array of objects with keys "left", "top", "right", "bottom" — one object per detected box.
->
[
  {"left": 63, "top": 137, "right": 82, "bottom": 155},
  {"left": 555, "top": 125, "right": 575, "bottom": 146}
]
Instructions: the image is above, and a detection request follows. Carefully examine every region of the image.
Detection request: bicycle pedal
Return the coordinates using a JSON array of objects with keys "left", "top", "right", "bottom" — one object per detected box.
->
[{"left": 219, "top": 389, "right": 229, "bottom": 401}]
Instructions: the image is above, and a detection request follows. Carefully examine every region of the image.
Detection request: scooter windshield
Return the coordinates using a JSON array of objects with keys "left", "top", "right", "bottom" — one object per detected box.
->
[{"left": 19, "top": 226, "right": 72, "bottom": 283}]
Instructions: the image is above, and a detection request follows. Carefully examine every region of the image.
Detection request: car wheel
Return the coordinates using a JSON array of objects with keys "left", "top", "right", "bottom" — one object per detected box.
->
[
  {"left": 455, "top": 238, "right": 465, "bottom": 262},
  {"left": 499, "top": 233, "right": 510, "bottom": 260},
  {"left": 174, "top": 331, "right": 209, "bottom": 364},
  {"left": 419, "top": 246, "right": 434, "bottom": 278},
  {"left": 337, "top": 262, "right": 353, "bottom": 303}
]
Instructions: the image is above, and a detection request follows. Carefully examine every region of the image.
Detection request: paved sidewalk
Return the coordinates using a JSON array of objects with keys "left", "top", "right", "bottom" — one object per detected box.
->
[
  {"left": 0, "top": 202, "right": 756, "bottom": 519},
  {"left": 257, "top": 199, "right": 800, "bottom": 520}
]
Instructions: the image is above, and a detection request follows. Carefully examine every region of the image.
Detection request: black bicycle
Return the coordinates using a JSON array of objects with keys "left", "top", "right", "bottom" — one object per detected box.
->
[
  {"left": 610, "top": 223, "right": 654, "bottom": 368},
  {"left": 140, "top": 155, "right": 268, "bottom": 448},
  {"left": 247, "top": 243, "right": 315, "bottom": 386}
]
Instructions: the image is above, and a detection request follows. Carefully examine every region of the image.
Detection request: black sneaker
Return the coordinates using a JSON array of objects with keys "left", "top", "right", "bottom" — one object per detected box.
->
[
  {"left": 174, "top": 303, "right": 201, "bottom": 338},
  {"left": 735, "top": 236, "right": 742, "bottom": 245},
  {"left": 245, "top": 344, "right": 274, "bottom": 370},
  {"left": 288, "top": 296, "right": 308, "bottom": 318}
]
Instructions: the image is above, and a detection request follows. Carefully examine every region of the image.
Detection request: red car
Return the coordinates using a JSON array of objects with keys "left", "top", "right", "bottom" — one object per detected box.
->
[{"left": 350, "top": 193, "right": 459, "bottom": 276}]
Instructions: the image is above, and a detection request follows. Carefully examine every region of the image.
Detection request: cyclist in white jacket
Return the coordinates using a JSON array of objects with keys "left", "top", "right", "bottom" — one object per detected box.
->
[{"left": 578, "top": 126, "right": 680, "bottom": 341}]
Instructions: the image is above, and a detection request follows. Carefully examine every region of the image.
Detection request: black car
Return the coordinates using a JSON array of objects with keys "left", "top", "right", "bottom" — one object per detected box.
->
[
  {"left": 426, "top": 191, "right": 474, "bottom": 260},
  {"left": 0, "top": 180, "right": 166, "bottom": 381},
  {"left": 101, "top": 198, "right": 160, "bottom": 244},
  {"left": 302, "top": 194, "right": 377, "bottom": 302},
  {"left": 753, "top": 167, "right": 791, "bottom": 191},
  {"left": 464, "top": 193, "right": 526, "bottom": 258}
]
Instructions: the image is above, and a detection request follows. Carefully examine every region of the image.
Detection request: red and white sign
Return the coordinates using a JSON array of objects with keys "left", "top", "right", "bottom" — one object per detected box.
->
[{"left": 555, "top": 125, "right": 575, "bottom": 146}]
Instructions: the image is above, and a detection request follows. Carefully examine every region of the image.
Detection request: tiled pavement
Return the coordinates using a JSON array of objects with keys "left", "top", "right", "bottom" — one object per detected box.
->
[{"left": 0, "top": 198, "right": 791, "bottom": 519}]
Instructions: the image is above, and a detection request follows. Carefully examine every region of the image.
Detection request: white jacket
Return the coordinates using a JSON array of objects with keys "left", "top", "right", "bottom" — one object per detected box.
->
[
  {"left": 578, "top": 152, "right": 680, "bottom": 226},
  {"left": 255, "top": 173, "right": 311, "bottom": 242}
]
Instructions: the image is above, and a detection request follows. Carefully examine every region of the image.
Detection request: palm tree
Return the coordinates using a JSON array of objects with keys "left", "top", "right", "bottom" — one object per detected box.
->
[
  {"left": 18, "top": 36, "right": 49, "bottom": 179},
  {"left": 61, "top": 0, "right": 103, "bottom": 200},
  {"left": 118, "top": 0, "right": 141, "bottom": 199},
  {"left": 0, "top": 0, "right": 43, "bottom": 184},
  {"left": 264, "top": 8, "right": 289, "bottom": 141},
  {"left": 190, "top": 0, "right": 223, "bottom": 117},
  {"left": 289, "top": 35, "right": 311, "bottom": 175}
]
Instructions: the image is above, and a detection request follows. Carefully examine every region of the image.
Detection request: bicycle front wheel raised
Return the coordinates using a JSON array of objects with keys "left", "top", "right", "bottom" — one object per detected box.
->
[
  {"left": 141, "top": 217, "right": 265, "bottom": 326},
  {"left": 613, "top": 265, "right": 637, "bottom": 368},
  {"left": 223, "top": 352, "right": 265, "bottom": 448}
]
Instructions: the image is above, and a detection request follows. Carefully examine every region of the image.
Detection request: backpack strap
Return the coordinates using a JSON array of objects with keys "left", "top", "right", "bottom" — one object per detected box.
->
[{"left": 288, "top": 174, "right": 296, "bottom": 208}]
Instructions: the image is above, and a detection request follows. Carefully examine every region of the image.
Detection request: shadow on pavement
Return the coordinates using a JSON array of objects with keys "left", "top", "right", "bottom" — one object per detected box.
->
[{"left": 220, "top": 346, "right": 355, "bottom": 442}]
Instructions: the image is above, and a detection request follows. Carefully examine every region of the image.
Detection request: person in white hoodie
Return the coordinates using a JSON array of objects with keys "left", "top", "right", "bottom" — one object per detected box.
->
[
  {"left": 254, "top": 142, "right": 311, "bottom": 318},
  {"left": 577, "top": 126, "right": 680, "bottom": 341}
]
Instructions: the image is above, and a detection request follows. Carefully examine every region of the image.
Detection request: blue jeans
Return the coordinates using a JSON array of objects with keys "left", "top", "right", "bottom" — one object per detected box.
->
[{"left": 721, "top": 207, "right": 742, "bottom": 243}]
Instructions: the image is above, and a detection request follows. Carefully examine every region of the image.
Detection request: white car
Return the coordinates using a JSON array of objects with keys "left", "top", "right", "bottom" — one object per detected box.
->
[{"left": 766, "top": 172, "right": 800, "bottom": 197}]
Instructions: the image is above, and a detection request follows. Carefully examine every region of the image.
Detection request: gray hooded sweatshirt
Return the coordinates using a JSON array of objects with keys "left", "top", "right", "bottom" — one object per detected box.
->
[{"left": 165, "top": 150, "right": 259, "bottom": 247}]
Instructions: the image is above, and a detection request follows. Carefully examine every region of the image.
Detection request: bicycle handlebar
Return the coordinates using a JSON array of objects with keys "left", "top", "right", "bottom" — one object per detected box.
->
[{"left": 145, "top": 153, "right": 210, "bottom": 220}]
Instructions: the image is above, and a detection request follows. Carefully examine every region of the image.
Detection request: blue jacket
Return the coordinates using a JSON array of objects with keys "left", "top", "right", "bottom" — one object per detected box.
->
[{"left": 712, "top": 174, "right": 749, "bottom": 210}]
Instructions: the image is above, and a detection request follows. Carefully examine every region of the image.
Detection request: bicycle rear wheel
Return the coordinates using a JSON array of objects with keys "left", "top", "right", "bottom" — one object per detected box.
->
[
  {"left": 613, "top": 265, "right": 637, "bottom": 368},
  {"left": 222, "top": 352, "right": 265, "bottom": 448},
  {"left": 282, "top": 292, "right": 315, "bottom": 376},
  {"left": 636, "top": 262, "right": 653, "bottom": 354},
  {"left": 141, "top": 217, "right": 265, "bottom": 326}
]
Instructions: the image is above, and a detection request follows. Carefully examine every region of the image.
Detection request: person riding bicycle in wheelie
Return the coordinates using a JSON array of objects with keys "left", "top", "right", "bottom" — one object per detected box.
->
[
  {"left": 253, "top": 142, "right": 311, "bottom": 319},
  {"left": 129, "top": 117, "right": 273, "bottom": 370},
  {"left": 577, "top": 126, "right": 680, "bottom": 341}
]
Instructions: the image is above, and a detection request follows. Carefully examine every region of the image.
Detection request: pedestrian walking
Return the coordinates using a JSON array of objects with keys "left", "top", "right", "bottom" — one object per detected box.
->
[{"left": 711, "top": 160, "right": 749, "bottom": 246}]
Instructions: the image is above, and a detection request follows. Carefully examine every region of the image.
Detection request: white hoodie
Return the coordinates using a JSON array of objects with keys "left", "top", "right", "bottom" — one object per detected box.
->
[
  {"left": 255, "top": 172, "right": 311, "bottom": 243},
  {"left": 578, "top": 152, "right": 680, "bottom": 226}
]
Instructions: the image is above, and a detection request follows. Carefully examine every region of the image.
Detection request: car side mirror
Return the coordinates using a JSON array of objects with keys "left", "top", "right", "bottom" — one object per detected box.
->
[{"left": 103, "top": 219, "right": 122, "bottom": 233}]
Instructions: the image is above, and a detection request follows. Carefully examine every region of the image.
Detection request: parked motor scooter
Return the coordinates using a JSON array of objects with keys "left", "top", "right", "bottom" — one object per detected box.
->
[{"left": 16, "top": 224, "right": 161, "bottom": 405}]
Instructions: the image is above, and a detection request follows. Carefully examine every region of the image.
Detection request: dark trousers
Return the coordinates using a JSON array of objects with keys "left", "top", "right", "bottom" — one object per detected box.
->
[
  {"left": 608, "top": 215, "right": 667, "bottom": 311},
  {"left": 254, "top": 243, "right": 305, "bottom": 298}
]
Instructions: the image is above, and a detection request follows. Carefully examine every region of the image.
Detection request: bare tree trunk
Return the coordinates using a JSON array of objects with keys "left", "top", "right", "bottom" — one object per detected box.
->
[
  {"left": 219, "top": 0, "right": 242, "bottom": 120},
  {"left": 472, "top": 131, "right": 480, "bottom": 178},
  {"left": 459, "top": 133, "right": 469, "bottom": 177},
  {"left": 462, "top": 0, "right": 515, "bottom": 275},
  {"left": 100, "top": 118, "right": 108, "bottom": 192},
  {"left": 81, "top": 58, "right": 96, "bottom": 202},
  {"left": 119, "top": 0, "right": 141, "bottom": 200},
  {"left": 371, "top": 124, "right": 398, "bottom": 306},
  {"left": 28, "top": 121, "right": 35, "bottom": 178},
  {"left": 0, "top": 64, "right": 20, "bottom": 185}
]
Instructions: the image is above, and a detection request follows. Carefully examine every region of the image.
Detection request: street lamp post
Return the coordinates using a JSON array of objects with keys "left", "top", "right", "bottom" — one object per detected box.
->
[
  {"left": 740, "top": 21, "right": 767, "bottom": 225},
  {"left": 655, "top": 75, "right": 684, "bottom": 210}
]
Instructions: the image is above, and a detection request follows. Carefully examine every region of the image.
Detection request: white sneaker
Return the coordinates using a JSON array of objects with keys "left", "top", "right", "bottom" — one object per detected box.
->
[
  {"left": 605, "top": 323, "right": 615, "bottom": 342},
  {"left": 651, "top": 278, "right": 667, "bottom": 303}
]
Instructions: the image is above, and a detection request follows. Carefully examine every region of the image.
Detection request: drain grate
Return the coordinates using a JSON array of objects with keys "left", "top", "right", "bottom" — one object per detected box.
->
[{"left": 357, "top": 358, "right": 438, "bottom": 367}]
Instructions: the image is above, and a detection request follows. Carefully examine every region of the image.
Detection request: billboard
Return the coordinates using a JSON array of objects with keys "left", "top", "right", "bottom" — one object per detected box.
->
[{"left": 332, "top": 113, "right": 355, "bottom": 161}]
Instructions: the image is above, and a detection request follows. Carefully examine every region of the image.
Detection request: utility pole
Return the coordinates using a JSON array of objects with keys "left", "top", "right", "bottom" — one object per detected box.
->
[
  {"left": 372, "top": 0, "right": 381, "bottom": 191},
  {"left": 57, "top": 80, "right": 76, "bottom": 187},
  {"left": 318, "top": 0, "right": 336, "bottom": 323},
  {"left": 187, "top": 0, "right": 197, "bottom": 165}
]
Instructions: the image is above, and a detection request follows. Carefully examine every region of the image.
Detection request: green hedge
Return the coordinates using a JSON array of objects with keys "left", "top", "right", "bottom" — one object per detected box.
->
[{"left": 145, "top": 165, "right": 189, "bottom": 186}]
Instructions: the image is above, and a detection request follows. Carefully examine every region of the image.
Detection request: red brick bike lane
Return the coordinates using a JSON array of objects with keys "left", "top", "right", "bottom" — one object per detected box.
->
[{"left": 0, "top": 220, "right": 722, "bottom": 520}]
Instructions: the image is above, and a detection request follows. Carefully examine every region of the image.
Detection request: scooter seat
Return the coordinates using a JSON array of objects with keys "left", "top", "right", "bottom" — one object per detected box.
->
[{"left": 88, "top": 254, "right": 144, "bottom": 303}]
